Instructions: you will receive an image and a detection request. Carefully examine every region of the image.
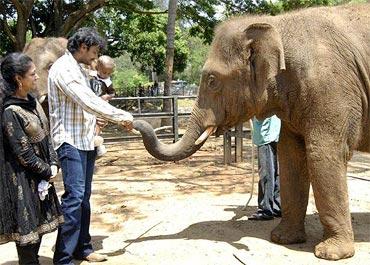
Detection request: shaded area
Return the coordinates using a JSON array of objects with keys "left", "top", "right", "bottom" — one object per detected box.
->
[
  {"left": 1, "top": 139, "right": 369, "bottom": 264},
  {"left": 124, "top": 211, "right": 370, "bottom": 254}
]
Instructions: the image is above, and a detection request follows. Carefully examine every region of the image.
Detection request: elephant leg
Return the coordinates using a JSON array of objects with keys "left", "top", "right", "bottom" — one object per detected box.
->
[
  {"left": 271, "top": 126, "right": 309, "bottom": 244},
  {"left": 306, "top": 139, "right": 354, "bottom": 260}
]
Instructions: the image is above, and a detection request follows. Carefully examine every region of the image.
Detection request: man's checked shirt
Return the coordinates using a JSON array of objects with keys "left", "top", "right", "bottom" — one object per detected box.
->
[{"left": 48, "top": 51, "right": 133, "bottom": 151}]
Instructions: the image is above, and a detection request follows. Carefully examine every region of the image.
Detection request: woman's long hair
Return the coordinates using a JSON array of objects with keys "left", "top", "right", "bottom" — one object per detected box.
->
[
  {"left": 0, "top": 52, "right": 33, "bottom": 181},
  {"left": 0, "top": 52, "right": 33, "bottom": 97}
]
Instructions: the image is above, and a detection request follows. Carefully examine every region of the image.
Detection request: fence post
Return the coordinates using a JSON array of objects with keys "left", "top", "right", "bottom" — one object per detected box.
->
[
  {"left": 137, "top": 97, "right": 142, "bottom": 114},
  {"left": 235, "top": 123, "right": 243, "bottom": 163},
  {"left": 223, "top": 130, "right": 232, "bottom": 164},
  {"left": 172, "top": 96, "right": 179, "bottom": 142}
]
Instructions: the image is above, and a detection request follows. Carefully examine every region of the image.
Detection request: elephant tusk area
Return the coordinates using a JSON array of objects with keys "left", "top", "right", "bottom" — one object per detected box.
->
[{"left": 195, "top": 126, "right": 216, "bottom": 145}]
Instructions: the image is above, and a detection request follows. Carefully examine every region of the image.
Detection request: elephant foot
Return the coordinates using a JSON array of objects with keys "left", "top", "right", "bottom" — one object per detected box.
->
[
  {"left": 314, "top": 236, "right": 354, "bottom": 260},
  {"left": 271, "top": 222, "right": 306, "bottom": 244}
]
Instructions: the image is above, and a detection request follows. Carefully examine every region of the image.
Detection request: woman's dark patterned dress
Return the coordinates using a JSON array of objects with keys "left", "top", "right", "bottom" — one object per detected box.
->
[{"left": 0, "top": 95, "right": 63, "bottom": 246}]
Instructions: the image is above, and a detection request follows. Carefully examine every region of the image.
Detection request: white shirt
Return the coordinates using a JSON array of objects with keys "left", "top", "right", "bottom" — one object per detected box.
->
[
  {"left": 48, "top": 51, "right": 133, "bottom": 150},
  {"left": 90, "top": 70, "right": 112, "bottom": 87}
]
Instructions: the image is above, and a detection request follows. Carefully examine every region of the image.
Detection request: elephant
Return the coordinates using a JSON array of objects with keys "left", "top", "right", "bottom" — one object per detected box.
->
[
  {"left": 133, "top": 3, "right": 370, "bottom": 261},
  {"left": 23, "top": 37, "right": 67, "bottom": 103}
]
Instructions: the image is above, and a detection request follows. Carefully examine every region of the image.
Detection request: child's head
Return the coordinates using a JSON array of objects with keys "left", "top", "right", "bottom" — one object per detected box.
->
[{"left": 96, "top": 55, "right": 115, "bottom": 79}]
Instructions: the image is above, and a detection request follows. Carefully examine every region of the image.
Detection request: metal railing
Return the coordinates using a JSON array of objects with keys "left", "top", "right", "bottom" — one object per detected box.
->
[
  {"left": 223, "top": 121, "right": 254, "bottom": 164},
  {"left": 102, "top": 95, "right": 197, "bottom": 143}
]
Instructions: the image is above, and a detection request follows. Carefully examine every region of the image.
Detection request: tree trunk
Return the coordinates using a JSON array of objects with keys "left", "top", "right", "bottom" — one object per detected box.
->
[
  {"left": 60, "top": 0, "right": 106, "bottom": 36},
  {"left": 52, "top": 0, "right": 64, "bottom": 36},
  {"left": 14, "top": 13, "right": 28, "bottom": 51},
  {"left": 10, "top": 0, "right": 35, "bottom": 51},
  {"left": 162, "top": 0, "right": 178, "bottom": 127}
]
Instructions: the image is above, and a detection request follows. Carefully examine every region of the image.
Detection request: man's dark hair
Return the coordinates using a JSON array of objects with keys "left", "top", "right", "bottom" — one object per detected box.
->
[
  {"left": 0, "top": 52, "right": 33, "bottom": 96},
  {"left": 67, "top": 27, "right": 106, "bottom": 54}
]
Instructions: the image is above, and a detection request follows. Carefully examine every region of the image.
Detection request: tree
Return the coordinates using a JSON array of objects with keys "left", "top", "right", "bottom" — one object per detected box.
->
[
  {"left": 92, "top": 10, "right": 188, "bottom": 75},
  {"left": 177, "top": 0, "right": 220, "bottom": 44},
  {"left": 164, "top": 0, "right": 178, "bottom": 97},
  {"left": 162, "top": 0, "right": 178, "bottom": 126},
  {"left": 221, "top": 0, "right": 358, "bottom": 16},
  {"left": 0, "top": 0, "right": 160, "bottom": 53},
  {"left": 113, "top": 53, "right": 150, "bottom": 96},
  {"left": 0, "top": 0, "right": 35, "bottom": 51},
  {"left": 0, "top": 0, "right": 222, "bottom": 54},
  {"left": 176, "top": 35, "right": 209, "bottom": 85},
  {"left": 3, "top": 0, "right": 358, "bottom": 54}
]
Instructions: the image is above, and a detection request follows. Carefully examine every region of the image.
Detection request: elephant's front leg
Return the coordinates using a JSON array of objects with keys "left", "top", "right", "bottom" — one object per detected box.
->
[
  {"left": 306, "top": 137, "right": 354, "bottom": 260},
  {"left": 271, "top": 126, "right": 310, "bottom": 244}
]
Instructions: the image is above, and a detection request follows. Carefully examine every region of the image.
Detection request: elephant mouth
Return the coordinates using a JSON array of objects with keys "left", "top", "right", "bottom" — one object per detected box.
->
[
  {"left": 195, "top": 126, "right": 217, "bottom": 145},
  {"left": 214, "top": 127, "right": 227, "bottom": 137}
]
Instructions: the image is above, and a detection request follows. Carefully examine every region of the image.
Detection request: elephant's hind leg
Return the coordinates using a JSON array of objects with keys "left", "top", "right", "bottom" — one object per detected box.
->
[
  {"left": 271, "top": 127, "right": 309, "bottom": 244},
  {"left": 306, "top": 135, "right": 354, "bottom": 260}
]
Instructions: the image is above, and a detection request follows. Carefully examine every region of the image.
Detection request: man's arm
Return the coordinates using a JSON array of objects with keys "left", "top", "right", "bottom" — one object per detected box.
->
[{"left": 54, "top": 73, "right": 133, "bottom": 125}]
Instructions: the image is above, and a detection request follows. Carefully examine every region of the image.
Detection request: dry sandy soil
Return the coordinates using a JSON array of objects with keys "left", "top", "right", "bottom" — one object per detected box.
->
[{"left": 0, "top": 137, "right": 369, "bottom": 265}]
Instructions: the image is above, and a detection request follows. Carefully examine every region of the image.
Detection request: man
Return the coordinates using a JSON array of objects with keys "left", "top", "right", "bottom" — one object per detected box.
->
[
  {"left": 249, "top": 115, "right": 281, "bottom": 221},
  {"left": 48, "top": 27, "right": 133, "bottom": 265}
]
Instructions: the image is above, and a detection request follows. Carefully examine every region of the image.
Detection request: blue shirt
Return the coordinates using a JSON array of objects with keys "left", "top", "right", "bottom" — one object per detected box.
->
[{"left": 252, "top": 115, "right": 281, "bottom": 146}]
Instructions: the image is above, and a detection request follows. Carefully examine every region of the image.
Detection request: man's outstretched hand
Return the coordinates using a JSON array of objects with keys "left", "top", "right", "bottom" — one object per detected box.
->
[
  {"left": 96, "top": 117, "right": 108, "bottom": 128},
  {"left": 122, "top": 120, "right": 133, "bottom": 132}
]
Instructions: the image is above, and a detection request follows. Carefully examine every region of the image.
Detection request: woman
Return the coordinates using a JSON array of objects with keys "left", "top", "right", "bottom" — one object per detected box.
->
[{"left": 0, "top": 53, "right": 63, "bottom": 264}]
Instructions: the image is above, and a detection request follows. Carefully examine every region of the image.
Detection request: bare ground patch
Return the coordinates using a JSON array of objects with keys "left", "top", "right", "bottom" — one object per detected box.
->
[{"left": 0, "top": 138, "right": 369, "bottom": 265}]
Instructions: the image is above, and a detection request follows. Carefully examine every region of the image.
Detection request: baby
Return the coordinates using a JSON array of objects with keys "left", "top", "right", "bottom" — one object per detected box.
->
[{"left": 89, "top": 55, "right": 116, "bottom": 157}]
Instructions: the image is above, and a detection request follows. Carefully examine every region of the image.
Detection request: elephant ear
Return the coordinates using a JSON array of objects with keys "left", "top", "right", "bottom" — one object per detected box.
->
[{"left": 244, "top": 23, "right": 285, "bottom": 105}]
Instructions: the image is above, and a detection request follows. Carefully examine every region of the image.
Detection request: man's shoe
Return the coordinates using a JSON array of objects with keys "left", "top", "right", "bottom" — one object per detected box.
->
[
  {"left": 248, "top": 212, "right": 274, "bottom": 221},
  {"left": 84, "top": 253, "right": 108, "bottom": 262}
]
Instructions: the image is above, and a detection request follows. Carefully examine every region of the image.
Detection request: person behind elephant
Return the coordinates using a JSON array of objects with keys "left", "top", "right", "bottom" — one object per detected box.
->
[
  {"left": 48, "top": 27, "right": 133, "bottom": 265},
  {"left": 133, "top": 3, "right": 370, "bottom": 260},
  {"left": 249, "top": 115, "right": 281, "bottom": 220},
  {"left": 0, "top": 52, "right": 63, "bottom": 265},
  {"left": 89, "top": 55, "right": 117, "bottom": 157}
]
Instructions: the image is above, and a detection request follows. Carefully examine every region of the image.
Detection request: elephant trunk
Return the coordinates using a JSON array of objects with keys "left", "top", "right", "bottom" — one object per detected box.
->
[{"left": 133, "top": 108, "right": 208, "bottom": 161}]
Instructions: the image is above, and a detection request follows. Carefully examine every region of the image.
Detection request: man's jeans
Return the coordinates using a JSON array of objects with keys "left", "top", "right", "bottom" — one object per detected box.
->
[
  {"left": 257, "top": 142, "right": 281, "bottom": 216},
  {"left": 53, "top": 143, "right": 96, "bottom": 265}
]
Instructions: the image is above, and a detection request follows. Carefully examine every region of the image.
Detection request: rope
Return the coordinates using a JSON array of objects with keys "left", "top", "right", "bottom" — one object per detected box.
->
[{"left": 243, "top": 119, "right": 255, "bottom": 210}]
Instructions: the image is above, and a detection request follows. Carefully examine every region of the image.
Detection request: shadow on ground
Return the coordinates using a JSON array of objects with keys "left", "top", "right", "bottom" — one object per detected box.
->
[{"left": 123, "top": 207, "right": 370, "bottom": 255}]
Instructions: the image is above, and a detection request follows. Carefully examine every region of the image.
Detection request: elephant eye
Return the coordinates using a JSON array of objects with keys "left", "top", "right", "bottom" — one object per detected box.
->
[{"left": 207, "top": 74, "right": 221, "bottom": 92}]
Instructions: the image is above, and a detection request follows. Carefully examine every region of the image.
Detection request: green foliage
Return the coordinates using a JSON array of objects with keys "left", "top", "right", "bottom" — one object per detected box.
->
[
  {"left": 281, "top": 0, "right": 347, "bottom": 11},
  {"left": 223, "top": 0, "right": 356, "bottom": 16},
  {"left": 1, "top": 0, "right": 366, "bottom": 55},
  {"left": 113, "top": 53, "right": 150, "bottom": 96},
  {"left": 30, "top": 1, "right": 57, "bottom": 37},
  {"left": 114, "top": 69, "right": 149, "bottom": 96},
  {"left": 224, "top": 0, "right": 278, "bottom": 16},
  {"left": 0, "top": 3, "right": 16, "bottom": 55},
  {"left": 0, "top": 0, "right": 157, "bottom": 53},
  {"left": 176, "top": 34, "right": 209, "bottom": 85},
  {"left": 178, "top": 0, "right": 220, "bottom": 44},
  {"left": 93, "top": 9, "right": 189, "bottom": 75},
  {"left": 0, "top": 32, "right": 13, "bottom": 56}
]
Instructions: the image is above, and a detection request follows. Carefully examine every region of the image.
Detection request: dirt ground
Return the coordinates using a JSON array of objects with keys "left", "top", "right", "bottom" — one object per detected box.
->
[{"left": 0, "top": 137, "right": 369, "bottom": 265}]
